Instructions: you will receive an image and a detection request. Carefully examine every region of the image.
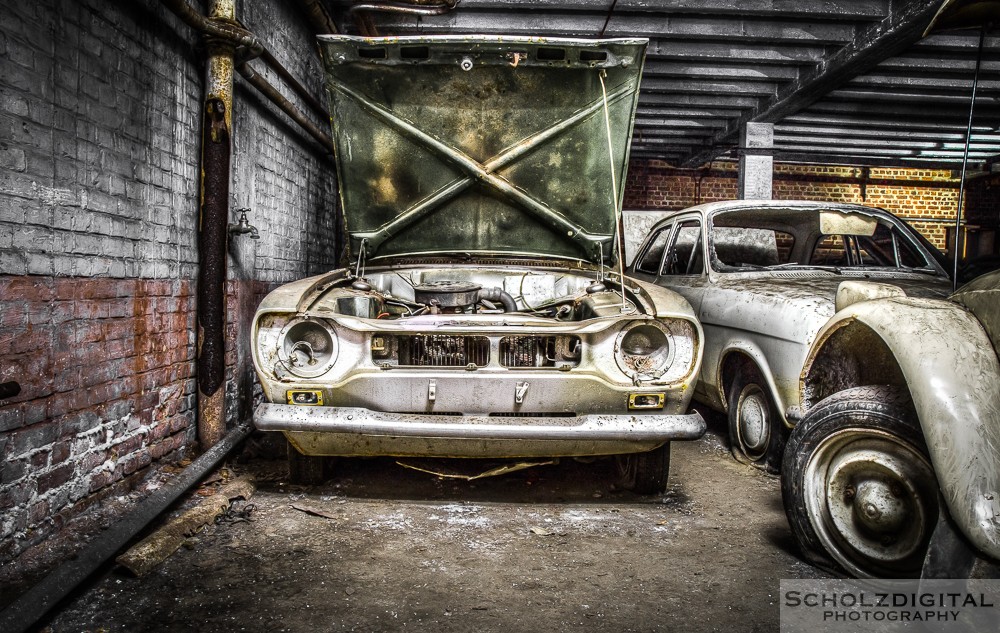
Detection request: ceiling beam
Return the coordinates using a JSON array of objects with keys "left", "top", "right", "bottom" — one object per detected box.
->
[
  {"left": 680, "top": 0, "right": 944, "bottom": 167},
  {"left": 644, "top": 41, "right": 829, "bottom": 65},
  {"left": 363, "top": 12, "right": 860, "bottom": 43},
  {"left": 825, "top": 88, "right": 999, "bottom": 103},
  {"left": 768, "top": 151, "right": 987, "bottom": 169},
  {"left": 642, "top": 61, "right": 801, "bottom": 82},
  {"left": 640, "top": 78, "right": 780, "bottom": 97},
  {"left": 637, "top": 106, "right": 748, "bottom": 119},
  {"left": 786, "top": 113, "right": 1000, "bottom": 130},
  {"left": 773, "top": 134, "right": 1000, "bottom": 150},
  {"left": 636, "top": 117, "right": 732, "bottom": 129},
  {"left": 777, "top": 123, "right": 1000, "bottom": 140},
  {"left": 805, "top": 99, "right": 1000, "bottom": 118},
  {"left": 354, "top": 0, "right": 891, "bottom": 20},
  {"left": 637, "top": 93, "right": 761, "bottom": 109}
]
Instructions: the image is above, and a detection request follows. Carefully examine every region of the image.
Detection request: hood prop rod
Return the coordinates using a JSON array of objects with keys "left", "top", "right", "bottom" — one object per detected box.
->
[{"left": 599, "top": 70, "right": 629, "bottom": 313}]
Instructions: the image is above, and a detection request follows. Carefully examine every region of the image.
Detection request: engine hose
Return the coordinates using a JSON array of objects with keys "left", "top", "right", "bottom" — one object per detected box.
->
[{"left": 478, "top": 287, "right": 517, "bottom": 312}]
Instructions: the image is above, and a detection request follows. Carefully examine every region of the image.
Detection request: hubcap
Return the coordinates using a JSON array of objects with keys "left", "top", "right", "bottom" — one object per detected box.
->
[
  {"left": 850, "top": 480, "right": 908, "bottom": 534},
  {"left": 737, "top": 385, "right": 770, "bottom": 459},
  {"left": 804, "top": 428, "right": 938, "bottom": 578}
]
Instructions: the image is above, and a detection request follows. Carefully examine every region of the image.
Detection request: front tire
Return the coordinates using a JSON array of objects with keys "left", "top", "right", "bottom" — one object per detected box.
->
[
  {"left": 727, "top": 365, "right": 785, "bottom": 473},
  {"left": 781, "top": 385, "right": 939, "bottom": 578},
  {"left": 615, "top": 443, "right": 671, "bottom": 494}
]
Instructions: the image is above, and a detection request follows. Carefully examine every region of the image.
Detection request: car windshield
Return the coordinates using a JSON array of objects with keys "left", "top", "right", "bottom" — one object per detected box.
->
[{"left": 710, "top": 207, "right": 939, "bottom": 274}]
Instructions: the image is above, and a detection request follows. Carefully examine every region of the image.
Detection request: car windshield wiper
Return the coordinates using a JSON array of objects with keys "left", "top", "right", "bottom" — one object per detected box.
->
[{"left": 765, "top": 263, "right": 843, "bottom": 274}]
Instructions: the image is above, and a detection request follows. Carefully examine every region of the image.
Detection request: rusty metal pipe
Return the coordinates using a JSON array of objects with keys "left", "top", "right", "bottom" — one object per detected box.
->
[
  {"left": 195, "top": 0, "right": 236, "bottom": 451},
  {"left": 196, "top": 97, "right": 231, "bottom": 451},
  {"left": 296, "top": 0, "right": 339, "bottom": 34},
  {"left": 160, "top": 0, "right": 335, "bottom": 448},
  {"left": 257, "top": 49, "right": 329, "bottom": 120},
  {"left": 237, "top": 62, "right": 335, "bottom": 155},
  {"left": 161, "top": 0, "right": 262, "bottom": 56},
  {"left": 348, "top": 1, "right": 456, "bottom": 16},
  {"left": 161, "top": 0, "right": 330, "bottom": 121}
]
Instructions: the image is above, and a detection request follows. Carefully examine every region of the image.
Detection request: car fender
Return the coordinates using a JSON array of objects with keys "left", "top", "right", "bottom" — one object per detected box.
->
[
  {"left": 631, "top": 277, "right": 699, "bottom": 322},
  {"left": 715, "top": 339, "right": 792, "bottom": 425},
  {"left": 801, "top": 296, "right": 1000, "bottom": 561}
]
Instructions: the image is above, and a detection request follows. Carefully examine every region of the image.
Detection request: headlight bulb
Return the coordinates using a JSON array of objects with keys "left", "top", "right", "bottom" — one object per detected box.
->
[
  {"left": 277, "top": 318, "right": 339, "bottom": 378},
  {"left": 289, "top": 341, "right": 317, "bottom": 367}
]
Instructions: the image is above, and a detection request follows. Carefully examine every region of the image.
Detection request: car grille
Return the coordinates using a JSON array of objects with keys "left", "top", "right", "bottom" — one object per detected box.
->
[
  {"left": 372, "top": 334, "right": 580, "bottom": 368},
  {"left": 393, "top": 335, "right": 490, "bottom": 367},
  {"left": 500, "top": 336, "right": 550, "bottom": 367}
]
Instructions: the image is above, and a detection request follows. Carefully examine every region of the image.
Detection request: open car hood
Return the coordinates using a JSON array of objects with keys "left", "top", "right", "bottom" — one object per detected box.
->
[{"left": 318, "top": 35, "right": 647, "bottom": 267}]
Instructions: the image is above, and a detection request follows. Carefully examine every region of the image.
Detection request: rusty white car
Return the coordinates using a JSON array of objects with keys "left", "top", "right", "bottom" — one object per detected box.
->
[
  {"left": 783, "top": 270, "right": 1000, "bottom": 578},
  {"left": 250, "top": 35, "right": 706, "bottom": 493},
  {"left": 628, "top": 200, "right": 952, "bottom": 472}
]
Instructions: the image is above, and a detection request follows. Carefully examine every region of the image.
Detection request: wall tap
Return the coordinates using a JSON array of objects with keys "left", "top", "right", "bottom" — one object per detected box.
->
[{"left": 229, "top": 208, "right": 260, "bottom": 240}]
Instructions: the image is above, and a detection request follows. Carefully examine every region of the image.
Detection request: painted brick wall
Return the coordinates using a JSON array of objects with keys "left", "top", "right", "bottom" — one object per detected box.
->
[
  {"left": 0, "top": 0, "right": 339, "bottom": 571},
  {"left": 624, "top": 159, "right": 965, "bottom": 252}
]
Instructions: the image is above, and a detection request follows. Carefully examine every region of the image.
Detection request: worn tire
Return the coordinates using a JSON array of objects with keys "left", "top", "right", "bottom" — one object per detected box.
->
[
  {"left": 781, "top": 385, "right": 939, "bottom": 578},
  {"left": 727, "top": 365, "right": 785, "bottom": 474},
  {"left": 615, "top": 442, "right": 671, "bottom": 494},
  {"left": 286, "top": 440, "right": 331, "bottom": 485}
]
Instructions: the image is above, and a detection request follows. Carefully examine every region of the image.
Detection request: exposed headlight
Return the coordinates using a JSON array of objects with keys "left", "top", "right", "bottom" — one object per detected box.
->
[
  {"left": 615, "top": 321, "right": 673, "bottom": 380},
  {"left": 277, "top": 318, "right": 338, "bottom": 378}
]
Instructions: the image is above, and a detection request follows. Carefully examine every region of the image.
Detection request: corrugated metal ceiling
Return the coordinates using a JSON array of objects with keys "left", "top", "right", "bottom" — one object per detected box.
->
[{"left": 325, "top": 0, "right": 1000, "bottom": 171}]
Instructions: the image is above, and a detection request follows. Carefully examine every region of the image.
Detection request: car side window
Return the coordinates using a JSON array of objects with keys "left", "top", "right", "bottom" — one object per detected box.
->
[
  {"left": 811, "top": 234, "right": 848, "bottom": 266},
  {"left": 860, "top": 223, "right": 927, "bottom": 268},
  {"left": 635, "top": 225, "right": 672, "bottom": 274},
  {"left": 660, "top": 220, "right": 703, "bottom": 275},
  {"left": 811, "top": 223, "right": 931, "bottom": 269}
]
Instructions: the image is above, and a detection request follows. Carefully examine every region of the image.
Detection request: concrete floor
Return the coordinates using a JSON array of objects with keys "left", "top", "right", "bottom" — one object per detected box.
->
[{"left": 41, "top": 418, "right": 830, "bottom": 632}]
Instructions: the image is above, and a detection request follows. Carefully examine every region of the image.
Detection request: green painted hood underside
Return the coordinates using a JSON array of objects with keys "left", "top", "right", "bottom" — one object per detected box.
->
[{"left": 319, "top": 35, "right": 647, "bottom": 267}]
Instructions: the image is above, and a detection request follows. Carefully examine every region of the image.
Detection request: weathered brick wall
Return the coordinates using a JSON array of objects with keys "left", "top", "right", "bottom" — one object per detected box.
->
[
  {"left": 624, "top": 159, "right": 965, "bottom": 251},
  {"left": 0, "top": 0, "right": 338, "bottom": 570}
]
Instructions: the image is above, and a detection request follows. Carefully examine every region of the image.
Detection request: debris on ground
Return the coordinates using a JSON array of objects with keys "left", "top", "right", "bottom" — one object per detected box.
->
[
  {"left": 290, "top": 504, "right": 339, "bottom": 520},
  {"left": 115, "top": 477, "right": 256, "bottom": 577}
]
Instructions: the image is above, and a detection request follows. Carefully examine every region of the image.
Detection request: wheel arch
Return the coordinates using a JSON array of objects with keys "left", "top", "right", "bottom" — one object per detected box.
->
[
  {"left": 718, "top": 345, "right": 786, "bottom": 422},
  {"left": 799, "top": 297, "right": 1000, "bottom": 563},
  {"left": 799, "top": 318, "right": 908, "bottom": 413}
]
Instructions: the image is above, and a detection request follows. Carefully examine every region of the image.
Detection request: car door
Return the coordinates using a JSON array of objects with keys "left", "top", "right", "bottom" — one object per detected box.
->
[
  {"left": 656, "top": 218, "right": 708, "bottom": 313},
  {"left": 655, "top": 218, "right": 714, "bottom": 401},
  {"left": 631, "top": 221, "right": 674, "bottom": 282}
]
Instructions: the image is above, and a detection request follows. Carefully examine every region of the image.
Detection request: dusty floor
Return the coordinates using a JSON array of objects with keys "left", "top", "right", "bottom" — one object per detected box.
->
[{"left": 38, "top": 419, "right": 830, "bottom": 632}]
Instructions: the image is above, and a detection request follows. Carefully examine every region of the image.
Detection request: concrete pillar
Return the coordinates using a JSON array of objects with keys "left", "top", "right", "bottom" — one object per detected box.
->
[{"left": 738, "top": 122, "right": 773, "bottom": 200}]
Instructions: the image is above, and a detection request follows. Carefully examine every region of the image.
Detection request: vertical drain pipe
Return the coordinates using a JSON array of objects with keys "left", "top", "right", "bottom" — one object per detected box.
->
[{"left": 197, "top": 0, "right": 236, "bottom": 451}]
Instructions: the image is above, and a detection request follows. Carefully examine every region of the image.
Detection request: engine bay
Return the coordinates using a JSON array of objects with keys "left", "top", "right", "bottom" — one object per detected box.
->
[{"left": 306, "top": 268, "right": 637, "bottom": 322}]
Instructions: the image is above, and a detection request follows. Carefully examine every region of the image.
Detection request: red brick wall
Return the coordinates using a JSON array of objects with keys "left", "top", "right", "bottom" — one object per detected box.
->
[
  {"left": 0, "top": 277, "right": 196, "bottom": 559},
  {"left": 624, "top": 160, "right": 965, "bottom": 251},
  {"left": 0, "top": 276, "right": 273, "bottom": 563}
]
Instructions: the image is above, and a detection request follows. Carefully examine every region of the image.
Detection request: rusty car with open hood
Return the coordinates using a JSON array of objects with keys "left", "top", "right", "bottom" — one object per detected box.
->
[{"left": 250, "top": 35, "right": 706, "bottom": 493}]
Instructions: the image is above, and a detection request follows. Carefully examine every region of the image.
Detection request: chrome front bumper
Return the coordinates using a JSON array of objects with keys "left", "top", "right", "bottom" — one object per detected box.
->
[{"left": 254, "top": 403, "right": 707, "bottom": 458}]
